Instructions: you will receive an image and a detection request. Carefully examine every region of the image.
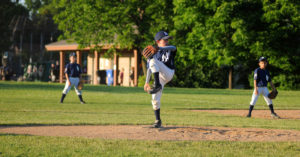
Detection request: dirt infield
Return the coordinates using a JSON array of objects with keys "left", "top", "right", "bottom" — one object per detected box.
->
[
  {"left": 192, "top": 110, "right": 300, "bottom": 119},
  {"left": 1, "top": 125, "right": 300, "bottom": 142}
]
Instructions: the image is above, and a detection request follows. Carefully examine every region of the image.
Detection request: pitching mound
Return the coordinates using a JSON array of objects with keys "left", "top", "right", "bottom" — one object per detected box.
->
[
  {"left": 1, "top": 125, "right": 300, "bottom": 141},
  {"left": 192, "top": 110, "right": 300, "bottom": 119}
]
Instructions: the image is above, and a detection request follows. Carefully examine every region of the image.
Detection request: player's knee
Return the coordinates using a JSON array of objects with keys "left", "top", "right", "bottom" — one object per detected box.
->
[
  {"left": 152, "top": 100, "right": 160, "bottom": 110},
  {"left": 62, "top": 88, "right": 70, "bottom": 94},
  {"left": 250, "top": 99, "right": 257, "bottom": 106},
  {"left": 149, "top": 59, "right": 159, "bottom": 72},
  {"left": 62, "top": 90, "right": 68, "bottom": 94},
  {"left": 153, "top": 105, "right": 160, "bottom": 110},
  {"left": 75, "top": 88, "right": 81, "bottom": 95}
]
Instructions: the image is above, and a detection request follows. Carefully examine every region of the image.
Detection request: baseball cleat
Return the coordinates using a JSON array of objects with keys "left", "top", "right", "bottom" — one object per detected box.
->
[
  {"left": 153, "top": 120, "right": 162, "bottom": 128},
  {"left": 246, "top": 114, "right": 251, "bottom": 118},
  {"left": 60, "top": 101, "right": 63, "bottom": 104},
  {"left": 271, "top": 113, "right": 280, "bottom": 119},
  {"left": 148, "top": 84, "right": 162, "bottom": 94},
  {"left": 80, "top": 101, "right": 86, "bottom": 104}
]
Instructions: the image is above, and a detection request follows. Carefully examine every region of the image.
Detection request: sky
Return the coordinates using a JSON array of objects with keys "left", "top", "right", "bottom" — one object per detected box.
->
[{"left": 17, "top": 0, "right": 26, "bottom": 7}]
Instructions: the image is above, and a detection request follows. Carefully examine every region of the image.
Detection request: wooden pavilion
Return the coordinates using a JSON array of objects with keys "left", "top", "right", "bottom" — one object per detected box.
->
[{"left": 45, "top": 40, "right": 138, "bottom": 86}]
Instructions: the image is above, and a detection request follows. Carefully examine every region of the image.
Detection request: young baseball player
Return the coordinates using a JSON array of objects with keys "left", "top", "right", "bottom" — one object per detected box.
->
[
  {"left": 144, "top": 31, "right": 176, "bottom": 128},
  {"left": 60, "top": 53, "right": 86, "bottom": 104},
  {"left": 247, "top": 57, "right": 279, "bottom": 118}
]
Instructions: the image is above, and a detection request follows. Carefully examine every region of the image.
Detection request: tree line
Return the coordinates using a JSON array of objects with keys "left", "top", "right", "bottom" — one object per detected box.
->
[{"left": 3, "top": 0, "right": 299, "bottom": 89}]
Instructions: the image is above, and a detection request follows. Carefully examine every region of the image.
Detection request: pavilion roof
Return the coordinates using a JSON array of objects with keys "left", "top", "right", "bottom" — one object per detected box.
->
[{"left": 45, "top": 40, "right": 118, "bottom": 51}]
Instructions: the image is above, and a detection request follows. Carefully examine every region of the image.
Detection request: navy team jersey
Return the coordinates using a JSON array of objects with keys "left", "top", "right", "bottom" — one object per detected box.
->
[
  {"left": 155, "top": 45, "right": 177, "bottom": 69},
  {"left": 254, "top": 68, "right": 271, "bottom": 87},
  {"left": 65, "top": 63, "right": 82, "bottom": 78}
]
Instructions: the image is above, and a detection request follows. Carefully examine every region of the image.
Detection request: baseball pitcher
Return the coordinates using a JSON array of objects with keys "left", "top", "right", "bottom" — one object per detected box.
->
[{"left": 143, "top": 31, "right": 176, "bottom": 128}]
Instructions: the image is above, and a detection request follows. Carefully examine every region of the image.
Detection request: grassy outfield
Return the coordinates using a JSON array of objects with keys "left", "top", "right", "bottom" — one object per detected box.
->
[
  {"left": 0, "top": 81, "right": 300, "bottom": 156},
  {"left": 0, "top": 81, "right": 299, "bottom": 130},
  {"left": 0, "top": 134, "right": 300, "bottom": 157}
]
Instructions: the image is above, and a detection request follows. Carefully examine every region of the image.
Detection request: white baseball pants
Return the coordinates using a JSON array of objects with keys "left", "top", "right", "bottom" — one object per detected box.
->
[
  {"left": 62, "top": 77, "right": 82, "bottom": 95},
  {"left": 250, "top": 87, "right": 272, "bottom": 106},
  {"left": 149, "top": 58, "right": 174, "bottom": 110}
]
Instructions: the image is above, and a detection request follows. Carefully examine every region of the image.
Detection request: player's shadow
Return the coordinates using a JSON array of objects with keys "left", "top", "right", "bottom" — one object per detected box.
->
[
  {"left": 0, "top": 82, "right": 252, "bottom": 95},
  {"left": 157, "top": 126, "right": 230, "bottom": 135},
  {"left": 0, "top": 82, "right": 142, "bottom": 94},
  {"left": 174, "top": 108, "right": 236, "bottom": 110},
  {"left": 0, "top": 133, "right": 33, "bottom": 137},
  {"left": 163, "top": 88, "right": 251, "bottom": 95}
]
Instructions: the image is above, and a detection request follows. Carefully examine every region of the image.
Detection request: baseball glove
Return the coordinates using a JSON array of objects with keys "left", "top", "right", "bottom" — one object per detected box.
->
[
  {"left": 142, "top": 45, "right": 158, "bottom": 59},
  {"left": 77, "top": 80, "right": 84, "bottom": 90},
  {"left": 268, "top": 89, "right": 278, "bottom": 99}
]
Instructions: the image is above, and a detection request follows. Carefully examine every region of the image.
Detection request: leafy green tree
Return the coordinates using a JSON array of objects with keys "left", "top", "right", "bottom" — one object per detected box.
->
[
  {"left": 258, "top": 0, "right": 300, "bottom": 89},
  {"left": 172, "top": 0, "right": 299, "bottom": 89},
  {"left": 0, "top": 0, "right": 28, "bottom": 55},
  {"left": 42, "top": 0, "right": 299, "bottom": 89},
  {"left": 47, "top": 0, "right": 174, "bottom": 75}
]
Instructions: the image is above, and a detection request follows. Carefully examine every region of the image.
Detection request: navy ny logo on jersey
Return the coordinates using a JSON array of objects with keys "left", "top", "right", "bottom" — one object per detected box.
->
[
  {"left": 146, "top": 45, "right": 176, "bottom": 70},
  {"left": 161, "top": 51, "right": 170, "bottom": 62}
]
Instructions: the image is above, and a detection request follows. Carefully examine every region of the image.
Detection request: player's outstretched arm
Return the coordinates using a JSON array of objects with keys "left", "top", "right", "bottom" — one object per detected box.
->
[
  {"left": 270, "top": 81, "right": 276, "bottom": 91},
  {"left": 254, "top": 80, "right": 258, "bottom": 95},
  {"left": 159, "top": 45, "right": 176, "bottom": 52},
  {"left": 65, "top": 73, "right": 70, "bottom": 86},
  {"left": 144, "top": 68, "right": 152, "bottom": 92}
]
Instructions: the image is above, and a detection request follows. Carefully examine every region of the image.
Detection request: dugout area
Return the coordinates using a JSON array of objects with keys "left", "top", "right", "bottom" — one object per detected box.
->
[{"left": 45, "top": 40, "right": 139, "bottom": 87}]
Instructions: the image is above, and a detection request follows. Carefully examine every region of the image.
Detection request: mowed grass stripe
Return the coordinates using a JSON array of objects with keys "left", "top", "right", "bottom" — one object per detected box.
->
[
  {"left": 0, "top": 82, "right": 299, "bottom": 130},
  {"left": 0, "top": 134, "right": 299, "bottom": 157}
]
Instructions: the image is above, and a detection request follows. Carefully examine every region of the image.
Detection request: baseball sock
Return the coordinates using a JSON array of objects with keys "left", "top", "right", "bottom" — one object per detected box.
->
[
  {"left": 248, "top": 105, "right": 254, "bottom": 115},
  {"left": 60, "top": 94, "right": 66, "bottom": 103},
  {"left": 154, "top": 109, "right": 161, "bottom": 121},
  {"left": 78, "top": 95, "right": 84, "bottom": 102},
  {"left": 153, "top": 72, "right": 161, "bottom": 87},
  {"left": 268, "top": 104, "right": 275, "bottom": 113}
]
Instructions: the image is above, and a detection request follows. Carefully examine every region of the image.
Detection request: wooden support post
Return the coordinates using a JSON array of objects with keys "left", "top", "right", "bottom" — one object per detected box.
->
[
  {"left": 113, "top": 53, "right": 119, "bottom": 86},
  {"left": 76, "top": 50, "right": 82, "bottom": 66},
  {"left": 94, "top": 51, "right": 99, "bottom": 85},
  {"left": 133, "top": 49, "right": 138, "bottom": 87},
  {"left": 229, "top": 67, "right": 233, "bottom": 89},
  {"left": 59, "top": 51, "right": 65, "bottom": 83}
]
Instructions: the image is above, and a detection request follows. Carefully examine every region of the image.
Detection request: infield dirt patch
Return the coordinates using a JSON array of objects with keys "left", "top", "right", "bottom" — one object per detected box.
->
[
  {"left": 192, "top": 110, "right": 300, "bottom": 119},
  {"left": 1, "top": 125, "right": 300, "bottom": 142}
]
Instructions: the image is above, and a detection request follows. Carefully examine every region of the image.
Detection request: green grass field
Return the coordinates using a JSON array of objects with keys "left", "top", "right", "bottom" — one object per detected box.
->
[{"left": 0, "top": 81, "right": 300, "bottom": 156}]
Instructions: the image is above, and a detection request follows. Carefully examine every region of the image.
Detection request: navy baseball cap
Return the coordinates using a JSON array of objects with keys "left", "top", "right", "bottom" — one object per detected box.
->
[
  {"left": 154, "top": 31, "right": 172, "bottom": 41},
  {"left": 69, "top": 52, "right": 76, "bottom": 57},
  {"left": 259, "top": 56, "right": 267, "bottom": 62}
]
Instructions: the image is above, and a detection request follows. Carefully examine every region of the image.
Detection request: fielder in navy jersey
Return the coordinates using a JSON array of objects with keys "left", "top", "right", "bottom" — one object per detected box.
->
[
  {"left": 247, "top": 57, "right": 279, "bottom": 118},
  {"left": 60, "top": 53, "right": 86, "bottom": 104}
]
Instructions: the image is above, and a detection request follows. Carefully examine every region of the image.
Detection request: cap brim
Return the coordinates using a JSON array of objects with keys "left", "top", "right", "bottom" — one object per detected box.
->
[{"left": 162, "top": 36, "right": 173, "bottom": 40}]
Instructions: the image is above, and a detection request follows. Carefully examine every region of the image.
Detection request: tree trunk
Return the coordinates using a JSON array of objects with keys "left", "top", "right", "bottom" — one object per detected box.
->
[
  {"left": 228, "top": 67, "right": 233, "bottom": 89},
  {"left": 141, "top": 59, "right": 147, "bottom": 76}
]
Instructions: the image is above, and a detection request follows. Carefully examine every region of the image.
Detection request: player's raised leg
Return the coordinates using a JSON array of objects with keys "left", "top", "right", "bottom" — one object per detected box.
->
[{"left": 148, "top": 58, "right": 162, "bottom": 94}]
